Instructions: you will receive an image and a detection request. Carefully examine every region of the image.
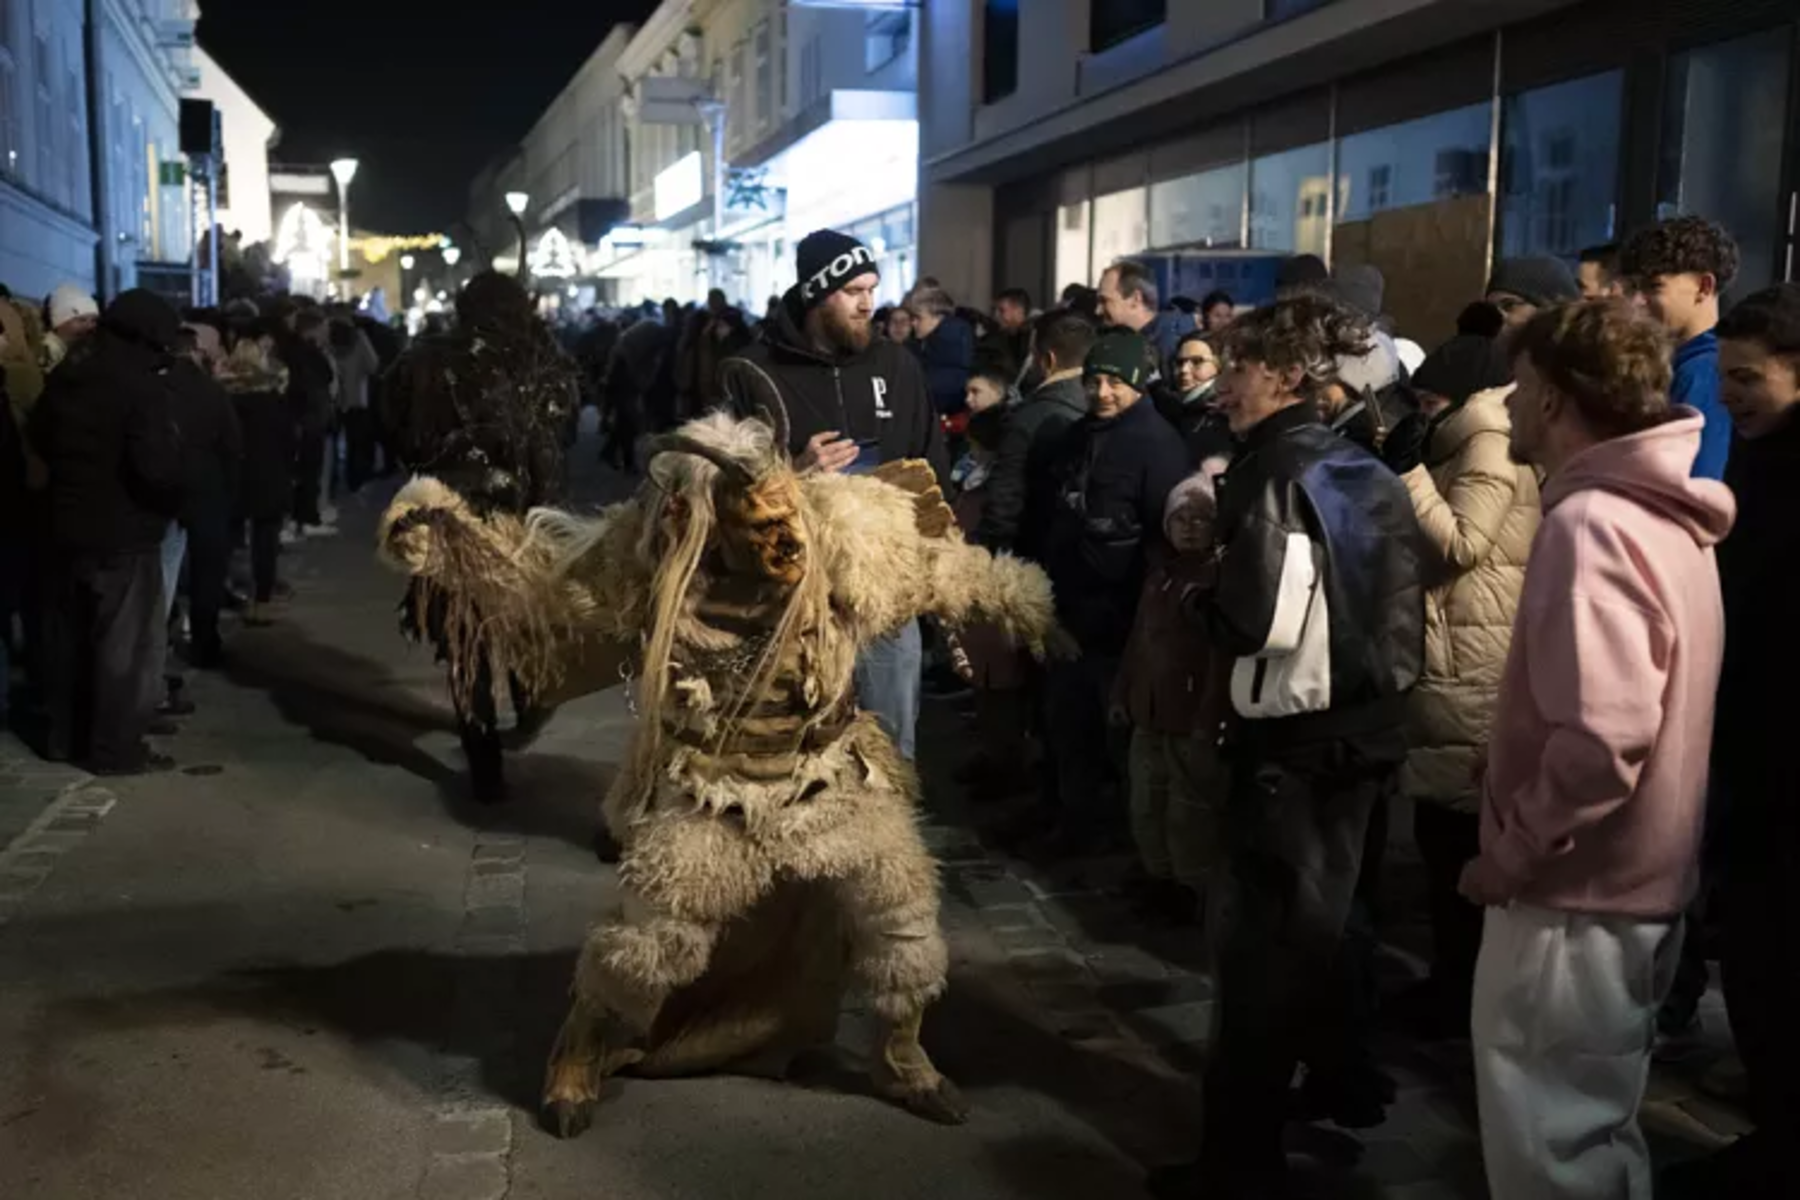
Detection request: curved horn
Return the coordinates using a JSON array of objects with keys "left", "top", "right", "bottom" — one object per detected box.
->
[{"left": 645, "top": 434, "right": 757, "bottom": 487}]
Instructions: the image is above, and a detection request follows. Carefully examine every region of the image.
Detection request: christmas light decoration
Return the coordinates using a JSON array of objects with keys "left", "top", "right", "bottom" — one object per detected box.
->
[{"left": 529, "top": 227, "right": 579, "bottom": 279}]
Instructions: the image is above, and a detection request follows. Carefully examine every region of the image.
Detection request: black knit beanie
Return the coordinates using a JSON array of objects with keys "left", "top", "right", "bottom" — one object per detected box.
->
[
  {"left": 1411, "top": 334, "right": 1513, "bottom": 407},
  {"left": 796, "top": 229, "right": 879, "bottom": 309},
  {"left": 1486, "top": 257, "right": 1580, "bottom": 308}
]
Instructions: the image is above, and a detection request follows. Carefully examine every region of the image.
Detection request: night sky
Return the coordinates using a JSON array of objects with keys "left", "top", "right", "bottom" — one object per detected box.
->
[{"left": 196, "top": 0, "right": 657, "bottom": 235}]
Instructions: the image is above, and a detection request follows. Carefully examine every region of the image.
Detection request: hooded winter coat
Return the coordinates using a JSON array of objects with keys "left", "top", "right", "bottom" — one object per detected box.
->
[
  {"left": 27, "top": 291, "right": 185, "bottom": 554},
  {"left": 1396, "top": 386, "right": 1541, "bottom": 811},
  {"left": 1476, "top": 410, "right": 1734, "bottom": 917},
  {"left": 975, "top": 372, "right": 1088, "bottom": 556}
]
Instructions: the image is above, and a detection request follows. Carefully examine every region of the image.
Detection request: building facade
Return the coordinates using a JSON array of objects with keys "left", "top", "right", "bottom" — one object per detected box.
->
[
  {"left": 193, "top": 43, "right": 276, "bottom": 247},
  {"left": 91, "top": 0, "right": 199, "bottom": 299},
  {"left": 0, "top": 0, "right": 211, "bottom": 304},
  {"left": 921, "top": 0, "right": 1800, "bottom": 342},
  {"left": 0, "top": 0, "right": 99, "bottom": 298},
  {"left": 479, "top": 0, "right": 923, "bottom": 311}
]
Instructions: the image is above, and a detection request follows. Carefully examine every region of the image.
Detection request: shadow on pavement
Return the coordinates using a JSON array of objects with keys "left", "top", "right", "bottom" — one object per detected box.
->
[
  {"left": 41, "top": 941, "right": 1195, "bottom": 1182},
  {"left": 219, "top": 623, "right": 613, "bottom": 852}
]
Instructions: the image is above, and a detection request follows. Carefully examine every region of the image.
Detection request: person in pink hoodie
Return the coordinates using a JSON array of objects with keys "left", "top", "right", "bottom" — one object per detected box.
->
[{"left": 1460, "top": 299, "right": 1735, "bottom": 1200}]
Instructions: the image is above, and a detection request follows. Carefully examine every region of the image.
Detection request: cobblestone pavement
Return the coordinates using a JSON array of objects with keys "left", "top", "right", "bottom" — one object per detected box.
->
[{"left": 0, "top": 450, "right": 1753, "bottom": 1199}]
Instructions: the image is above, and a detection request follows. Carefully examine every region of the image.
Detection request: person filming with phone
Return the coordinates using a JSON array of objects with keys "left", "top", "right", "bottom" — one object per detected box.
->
[{"left": 721, "top": 229, "right": 948, "bottom": 761}]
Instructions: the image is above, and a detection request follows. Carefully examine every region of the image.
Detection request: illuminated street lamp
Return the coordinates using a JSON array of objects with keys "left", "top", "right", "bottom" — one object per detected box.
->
[
  {"left": 329, "top": 157, "right": 359, "bottom": 275},
  {"left": 504, "top": 191, "right": 530, "bottom": 279},
  {"left": 442, "top": 245, "right": 462, "bottom": 267}
]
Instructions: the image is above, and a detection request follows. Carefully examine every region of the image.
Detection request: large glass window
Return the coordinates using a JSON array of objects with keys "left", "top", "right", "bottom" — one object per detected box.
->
[
  {"left": 1498, "top": 71, "right": 1622, "bottom": 260},
  {"left": 1249, "top": 142, "right": 1330, "bottom": 254},
  {"left": 1091, "top": 186, "right": 1149, "bottom": 278},
  {"left": 64, "top": 66, "right": 84, "bottom": 211},
  {"left": 1091, "top": 0, "right": 1164, "bottom": 55},
  {"left": 1149, "top": 162, "right": 1246, "bottom": 250},
  {"left": 1658, "top": 29, "right": 1792, "bottom": 297},
  {"left": 0, "top": 60, "right": 16, "bottom": 181},
  {"left": 1054, "top": 200, "right": 1091, "bottom": 298},
  {"left": 1334, "top": 103, "right": 1491, "bottom": 341},
  {"left": 1336, "top": 103, "right": 1488, "bottom": 223},
  {"left": 982, "top": 0, "right": 1019, "bottom": 104},
  {"left": 33, "top": 31, "right": 52, "bottom": 202}
]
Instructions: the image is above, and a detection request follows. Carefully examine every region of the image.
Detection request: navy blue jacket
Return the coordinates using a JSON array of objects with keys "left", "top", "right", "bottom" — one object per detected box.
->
[{"left": 916, "top": 315, "right": 975, "bottom": 416}]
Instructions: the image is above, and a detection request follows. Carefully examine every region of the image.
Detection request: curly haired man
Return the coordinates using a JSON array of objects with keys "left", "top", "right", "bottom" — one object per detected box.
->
[{"left": 1619, "top": 214, "right": 1740, "bottom": 480}]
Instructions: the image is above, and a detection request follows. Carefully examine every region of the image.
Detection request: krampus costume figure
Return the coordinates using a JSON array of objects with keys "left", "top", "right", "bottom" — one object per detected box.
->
[
  {"left": 383, "top": 271, "right": 579, "bottom": 802},
  {"left": 379, "top": 412, "right": 1059, "bottom": 1135}
]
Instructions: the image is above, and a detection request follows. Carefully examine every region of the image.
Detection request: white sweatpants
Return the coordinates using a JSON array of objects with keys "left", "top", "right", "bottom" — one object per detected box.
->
[{"left": 1471, "top": 903, "right": 1682, "bottom": 1200}]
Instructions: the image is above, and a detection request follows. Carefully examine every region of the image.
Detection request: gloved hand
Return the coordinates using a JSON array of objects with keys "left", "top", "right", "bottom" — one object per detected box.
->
[{"left": 1381, "top": 411, "right": 1429, "bottom": 475}]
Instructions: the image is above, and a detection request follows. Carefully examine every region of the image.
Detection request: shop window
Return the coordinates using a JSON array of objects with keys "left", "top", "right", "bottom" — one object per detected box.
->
[
  {"left": 1334, "top": 102, "right": 1491, "bottom": 342},
  {"left": 1336, "top": 103, "right": 1488, "bottom": 225},
  {"left": 982, "top": 0, "right": 1019, "bottom": 104},
  {"left": 34, "top": 31, "right": 53, "bottom": 202},
  {"left": 65, "top": 67, "right": 84, "bottom": 210},
  {"left": 1091, "top": 186, "right": 1149, "bottom": 280},
  {"left": 1249, "top": 142, "right": 1330, "bottom": 255},
  {"left": 0, "top": 60, "right": 16, "bottom": 181},
  {"left": 1498, "top": 70, "right": 1622, "bottom": 260},
  {"left": 864, "top": 10, "right": 909, "bottom": 75},
  {"left": 1091, "top": 0, "right": 1164, "bottom": 55},
  {"left": 1658, "top": 28, "right": 1792, "bottom": 297},
  {"left": 1149, "top": 162, "right": 1246, "bottom": 250},
  {"left": 1055, "top": 200, "right": 1091, "bottom": 298}
]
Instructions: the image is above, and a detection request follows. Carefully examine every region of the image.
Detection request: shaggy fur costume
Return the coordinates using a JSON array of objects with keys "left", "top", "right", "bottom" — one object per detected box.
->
[{"left": 379, "top": 413, "right": 1058, "bottom": 1136}]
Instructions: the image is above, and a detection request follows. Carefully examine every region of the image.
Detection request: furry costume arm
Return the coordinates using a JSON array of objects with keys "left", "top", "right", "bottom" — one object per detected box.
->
[
  {"left": 805, "top": 470, "right": 1059, "bottom": 659},
  {"left": 379, "top": 476, "right": 649, "bottom": 700}
]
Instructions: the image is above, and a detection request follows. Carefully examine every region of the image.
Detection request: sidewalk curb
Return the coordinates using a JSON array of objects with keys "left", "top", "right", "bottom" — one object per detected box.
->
[
  {"left": 0, "top": 778, "right": 116, "bottom": 928},
  {"left": 418, "top": 832, "right": 529, "bottom": 1200}
]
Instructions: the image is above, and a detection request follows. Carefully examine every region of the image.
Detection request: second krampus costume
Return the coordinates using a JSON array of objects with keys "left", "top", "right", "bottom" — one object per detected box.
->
[
  {"left": 383, "top": 273, "right": 578, "bottom": 801},
  {"left": 379, "top": 412, "right": 1059, "bottom": 1134}
]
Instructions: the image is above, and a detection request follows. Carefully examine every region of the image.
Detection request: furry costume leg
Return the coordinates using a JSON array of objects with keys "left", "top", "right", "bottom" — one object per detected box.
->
[
  {"left": 540, "top": 808, "right": 771, "bottom": 1135},
  {"left": 778, "top": 720, "right": 965, "bottom": 1124}
]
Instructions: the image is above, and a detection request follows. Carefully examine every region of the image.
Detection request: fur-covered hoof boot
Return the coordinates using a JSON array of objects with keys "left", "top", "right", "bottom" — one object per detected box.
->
[
  {"left": 539, "top": 1097, "right": 595, "bottom": 1140},
  {"left": 888, "top": 1075, "right": 970, "bottom": 1125}
]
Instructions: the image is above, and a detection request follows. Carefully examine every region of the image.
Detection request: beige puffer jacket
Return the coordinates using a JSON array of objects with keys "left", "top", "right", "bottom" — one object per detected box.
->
[{"left": 1398, "top": 386, "right": 1541, "bottom": 811}]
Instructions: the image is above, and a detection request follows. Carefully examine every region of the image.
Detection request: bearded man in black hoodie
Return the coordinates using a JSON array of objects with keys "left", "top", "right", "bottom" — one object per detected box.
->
[
  {"left": 721, "top": 229, "right": 947, "bottom": 761},
  {"left": 29, "top": 290, "right": 185, "bottom": 774}
]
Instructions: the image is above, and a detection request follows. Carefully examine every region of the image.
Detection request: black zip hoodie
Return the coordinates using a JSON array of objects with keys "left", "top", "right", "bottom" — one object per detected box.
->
[{"left": 721, "top": 289, "right": 948, "bottom": 484}]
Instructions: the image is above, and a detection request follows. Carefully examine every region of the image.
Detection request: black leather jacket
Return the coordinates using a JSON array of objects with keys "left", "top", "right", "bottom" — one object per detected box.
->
[{"left": 1198, "top": 401, "right": 1424, "bottom": 750}]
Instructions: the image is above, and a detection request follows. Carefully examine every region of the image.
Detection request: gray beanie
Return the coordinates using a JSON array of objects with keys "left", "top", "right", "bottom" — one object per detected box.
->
[
  {"left": 1486, "top": 257, "right": 1580, "bottom": 308},
  {"left": 1324, "top": 264, "right": 1386, "bottom": 320}
]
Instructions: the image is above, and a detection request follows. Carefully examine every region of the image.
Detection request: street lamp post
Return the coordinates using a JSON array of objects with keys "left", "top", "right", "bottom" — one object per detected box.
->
[
  {"left": 442, "top": 244, "right": 462, "bottom": 291},
  {"left": 504, "top": 191, "right": 530, "bottom": 280},
  {"left": 329, "top": 158, "right": 359, "bottom": 286}
]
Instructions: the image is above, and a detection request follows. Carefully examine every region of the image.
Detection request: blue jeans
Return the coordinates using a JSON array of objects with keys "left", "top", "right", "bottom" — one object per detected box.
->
[
  {"left": 854, "top": 619, "right": 922, "bottom": 762},
  {"left": 159, "top": 522, "right": 188, "bottom": 623}
]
